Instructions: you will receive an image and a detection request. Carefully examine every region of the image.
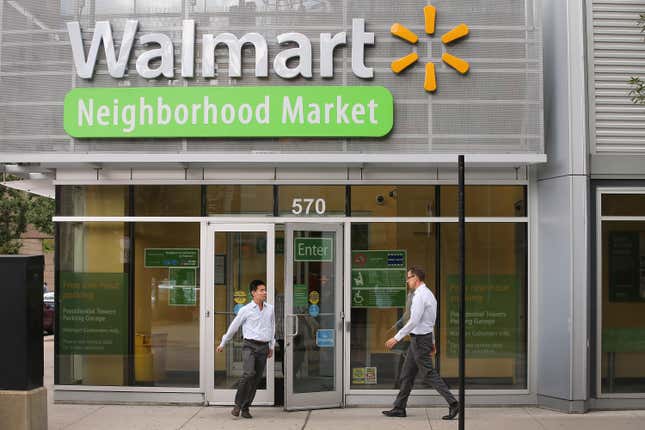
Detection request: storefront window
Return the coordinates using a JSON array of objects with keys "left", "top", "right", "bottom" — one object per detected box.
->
[
  {"left": 59, "top": 185, "right": 129, "bottom": 217},
  {"left": 57, "top": 222, "right": 130, "bottom": 386},
  {"left": 439, "top": 223, "right": 528, "bottom": 389},
  {"left": 279, "top": 185, "right": 345, "bottom": 216},
  {"left": 134, "top": 222, "right": 201, "bottom": 387},
  {"left": 350, "top": 222, "right": 436, "bottom": 389},
  {"left": 134, "top": 186, "right": 201, "bottom": 217},
  {"left": 600, "top": 218, "right": 645, "bottom": 394},
  {"left": 602, "top": 194, "right": 645, "bottom": 217},
  {"left": 351, "top": 186, "right": 436, "bottom": 217},
  {"left": 207, "top": 185, "right": 273, "bottom": 215},
  {"left": 441, "top": 186, "right": 526, "bottom": 217}
]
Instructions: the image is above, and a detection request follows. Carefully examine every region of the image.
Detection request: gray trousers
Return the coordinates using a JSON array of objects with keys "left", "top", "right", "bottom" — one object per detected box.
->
[
  {"left": 235, "top": 339, "right": 269, "bottom": 410},
  {"left": 393, "top": 333, "right": 456, "bottom": 410}
]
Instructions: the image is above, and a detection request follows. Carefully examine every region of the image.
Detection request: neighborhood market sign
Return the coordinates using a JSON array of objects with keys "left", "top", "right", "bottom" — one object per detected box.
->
[{"left": 64, "top": 19, "right": 393, "bottom": 138}]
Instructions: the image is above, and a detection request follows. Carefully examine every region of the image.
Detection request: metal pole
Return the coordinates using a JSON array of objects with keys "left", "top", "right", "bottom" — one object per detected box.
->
[{"left": 458, "top": 155, "right": 466, "bottom": 430}]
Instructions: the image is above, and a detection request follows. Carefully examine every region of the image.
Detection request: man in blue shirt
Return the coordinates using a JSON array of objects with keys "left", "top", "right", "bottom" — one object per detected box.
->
[
  {"left": 217, "top": 279, "right": 275, "bottom": 419},
  {"left": 382, "top": 266, "right": 459, "bottom": 420}
]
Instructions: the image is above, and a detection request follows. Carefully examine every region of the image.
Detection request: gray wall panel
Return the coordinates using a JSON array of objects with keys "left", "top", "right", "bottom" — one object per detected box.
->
[
  {"left": 0, "top": 0, "right": 544, "bottom": 156},
  {"left": 537, "top": 175, "right": 574, "bottom": 400},
  {"left": 588, "top": 0, "right": 645, "bottom": 154}
]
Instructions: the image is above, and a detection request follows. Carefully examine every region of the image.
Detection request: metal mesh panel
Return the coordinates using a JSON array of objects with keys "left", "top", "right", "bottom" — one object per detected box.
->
[{"left": 0, "top": 0, "right": 543, "bottom": 155}]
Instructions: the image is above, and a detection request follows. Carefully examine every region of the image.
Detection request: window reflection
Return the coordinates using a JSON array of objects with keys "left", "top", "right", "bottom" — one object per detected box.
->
[{"left": 601, "top": 221, "right": 645, "bottom": 394}]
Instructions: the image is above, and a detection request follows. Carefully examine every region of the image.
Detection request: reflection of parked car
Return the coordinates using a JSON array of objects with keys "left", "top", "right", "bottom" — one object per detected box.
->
[{"left": 43, "top": 292, "right": 55, "bottom": 334}]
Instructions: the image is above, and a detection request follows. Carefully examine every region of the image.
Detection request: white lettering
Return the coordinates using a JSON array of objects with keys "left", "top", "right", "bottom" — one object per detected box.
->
[
  {"left": 283, "top": 96, "right": 304, "bottom": 124},
  {"left": 78, "top": 99, "right": 93, "bottom": 126}
]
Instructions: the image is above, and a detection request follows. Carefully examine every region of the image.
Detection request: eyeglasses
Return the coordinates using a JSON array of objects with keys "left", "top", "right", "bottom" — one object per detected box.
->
[{"left": 406, "top": 275, "right": 416, "bottom": 280}]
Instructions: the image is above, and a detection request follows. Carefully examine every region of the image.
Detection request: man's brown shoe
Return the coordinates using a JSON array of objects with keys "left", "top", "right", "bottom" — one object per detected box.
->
[
  {"left": 231, "top": 405, "right": 240, "bottom": 417},
  {"left": 241, "top": 409, "right": 252, "bottom": 419}
]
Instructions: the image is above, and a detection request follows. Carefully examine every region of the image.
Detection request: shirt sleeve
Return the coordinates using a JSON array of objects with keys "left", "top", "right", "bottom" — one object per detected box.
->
[
  {"left": 394, "top": 292, "right": 425, "bottom": 342},
  {"left": 219, "top": 306, "right": 247, "bottom": 348}
]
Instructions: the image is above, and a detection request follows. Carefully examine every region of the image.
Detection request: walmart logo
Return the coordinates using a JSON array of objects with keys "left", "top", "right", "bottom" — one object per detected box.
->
[{"left": 391, "top": 5, "right": 470, "bottom": 92}]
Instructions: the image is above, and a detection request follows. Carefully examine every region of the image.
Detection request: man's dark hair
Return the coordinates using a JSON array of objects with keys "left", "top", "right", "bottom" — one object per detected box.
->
[
  {"left": 407, "top": 266, "right": 426, "bottom": 282},
  {"left": 249, "top": 279, "right": 266, "bottom": 293}
]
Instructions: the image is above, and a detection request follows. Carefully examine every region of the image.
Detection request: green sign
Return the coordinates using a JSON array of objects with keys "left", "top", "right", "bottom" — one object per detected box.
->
[
  {"left": 445, "top": 275, "right": 520, "bottom": 358},
  {"left": 602, "top": 328, "right": 645, "bottom": 353},
  {"left": 351, "top": 250, "right": 407, "bottom": 308},
  {"left": 144, "top": 248, "right": 199, "bottom": 268},
  {"left": 169, "top": 286, "right": 197, "bottom": 306},
  {"left": 59, "top": 272, "right": 128, "bottom": 355},
  {"left": 64, "top": 86, "right": 393, "bottom": 138},
  {"left": 169, "top": 267, "right": 196, "bottom": 287},
  {"left": 294, "top": 238, "right": 333, "bottom": 262},
  {"left": 294, "top": 284, "right": 308, "bottom": 307}
]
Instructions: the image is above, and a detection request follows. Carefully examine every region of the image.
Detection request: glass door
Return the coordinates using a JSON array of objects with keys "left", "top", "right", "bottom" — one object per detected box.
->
[
  {"left": 205, "top": 224, "right": 275, "bottom": 405},
  {"left": 284, "top": 224, "right": 343, "bottom": 410}
]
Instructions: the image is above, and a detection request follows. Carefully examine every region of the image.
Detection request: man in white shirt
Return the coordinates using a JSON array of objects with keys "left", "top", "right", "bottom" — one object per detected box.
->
[
  {"left": 217, "top": 280, "right": 275, "bottom": 419},
  {"left": 382, "top": 266, "right": 459, "bottom": 420}
]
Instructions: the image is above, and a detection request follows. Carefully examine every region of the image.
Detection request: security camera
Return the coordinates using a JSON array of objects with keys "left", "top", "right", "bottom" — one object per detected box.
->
[{"left": 376, "top": 195, "right": 385, "bottom": 205}]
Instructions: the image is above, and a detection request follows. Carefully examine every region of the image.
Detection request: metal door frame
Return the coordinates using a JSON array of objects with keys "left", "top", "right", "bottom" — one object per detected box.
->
[
  {"left": 204, "top": 222, "right": 275, "bottom": 405},
  {"left": 284, "top": 223, "right": 344, "bottom": 410}
]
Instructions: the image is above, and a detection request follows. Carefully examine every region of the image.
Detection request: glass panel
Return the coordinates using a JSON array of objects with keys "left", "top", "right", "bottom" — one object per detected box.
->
[
  {"left": 134, "top": 223, "right": 200, "bottom": 387},
  {"left": 57, "top": 222, "right": 130, "bottom": 386},
  {"left": 350, "top": 223, "right": 436, "bottom": 389},
  {"left": 601, "top": 221, "right": 645, "bottom": 393},
  {"left": 214, "top": 231, "right": 268, "bottom": 389},
  {"left": 134, "top": 186, "right": 201, "bottom": 217},
  {"left": 439, "top": 223, "right": 528, "bottom": 389},
  {"left": 291, "top": 230, "right": 336, "bottom": 393},
  {"left": 59, "top": 185, "right": 129, "bottom": 216},
  {"left": 602, "top": 194, "right": 645, "bottom": 217},
  {"left": 351, "top": 186, "right": 436, "bottom": 217},
  {"left": 441, "top": 186, "right": 526, "bottom": 217},
  {"left": 279, "top": 186, "right": 345, "bottom": 217},
  {"left": 274, "top": 229, "right": 286, "bottom": 404},
  {"left": 207, "top": 185, "right": 273, "bottom": 215}
]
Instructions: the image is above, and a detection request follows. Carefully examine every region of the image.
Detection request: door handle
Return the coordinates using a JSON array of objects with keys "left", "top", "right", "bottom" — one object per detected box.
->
[{"left": 286, "top": 314, "right": 299, "bottom": 337}]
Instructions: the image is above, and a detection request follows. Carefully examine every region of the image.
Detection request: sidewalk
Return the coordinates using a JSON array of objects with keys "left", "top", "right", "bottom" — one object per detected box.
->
[{"left": 44, "top": 337, "right": 645, "bottom": 430}]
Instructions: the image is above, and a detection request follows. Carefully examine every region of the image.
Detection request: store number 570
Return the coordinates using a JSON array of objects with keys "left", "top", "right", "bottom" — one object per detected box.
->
[{"left": 291, "top": 198, "right": 326, "bottom": 215}]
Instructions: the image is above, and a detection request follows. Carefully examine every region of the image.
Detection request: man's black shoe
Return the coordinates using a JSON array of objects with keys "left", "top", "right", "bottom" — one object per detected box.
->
[
  {"left": 231, "top": 405, "right": 240, "bottom": 417},
  {"left": 442, "top": 402, "right": 459, "bottom": 420},
  {"left": 241, "top": 409, "right": 252, "bottom": 419},
  {"left": 382, "top": 408, "right": 406, "bottom": 417}
]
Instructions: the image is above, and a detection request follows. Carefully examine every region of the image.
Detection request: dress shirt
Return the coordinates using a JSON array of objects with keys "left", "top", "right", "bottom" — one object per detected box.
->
[
  {"left": 219, "top": 301, "right": 275, "bottom": 349},
  {"left": 394, "top": 283, "right": 437, "bottom": 342}
]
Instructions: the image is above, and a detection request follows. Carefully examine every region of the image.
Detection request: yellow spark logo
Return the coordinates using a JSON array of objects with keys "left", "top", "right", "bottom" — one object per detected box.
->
[{"left": 391, "top": 5, "right": 470, "bottom": 92}]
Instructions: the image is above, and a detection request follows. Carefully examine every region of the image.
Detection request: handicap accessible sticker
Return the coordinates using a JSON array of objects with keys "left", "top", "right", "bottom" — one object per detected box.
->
[{"left": 316, "top": 329, "right": 335, "bottom": 348}]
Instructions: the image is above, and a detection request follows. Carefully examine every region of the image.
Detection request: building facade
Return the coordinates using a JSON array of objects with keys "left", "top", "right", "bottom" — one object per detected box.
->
[{"left": 0, "top": 0, "right": 642, "bottom": 412}]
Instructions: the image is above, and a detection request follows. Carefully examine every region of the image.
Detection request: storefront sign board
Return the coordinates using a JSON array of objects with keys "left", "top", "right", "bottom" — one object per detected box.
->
[
  {"left": 351, "top": 250, "right": 407, "bottom": 308},
  {"left": 59, "top": 272, "right": 128, "bottom": 355}
]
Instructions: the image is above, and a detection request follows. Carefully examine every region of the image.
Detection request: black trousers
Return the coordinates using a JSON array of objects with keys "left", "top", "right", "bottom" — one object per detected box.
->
[
  {"left": 235, "top": 339, "right": 269, "bottom": 410},
  {"left": 393, "top": 333, "right": 456, "bottom": 410}
]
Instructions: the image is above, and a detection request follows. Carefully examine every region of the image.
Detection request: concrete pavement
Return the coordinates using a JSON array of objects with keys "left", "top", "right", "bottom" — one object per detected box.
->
[{"left": 44, "top": 336, "right": 645, "bottom": 430}]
